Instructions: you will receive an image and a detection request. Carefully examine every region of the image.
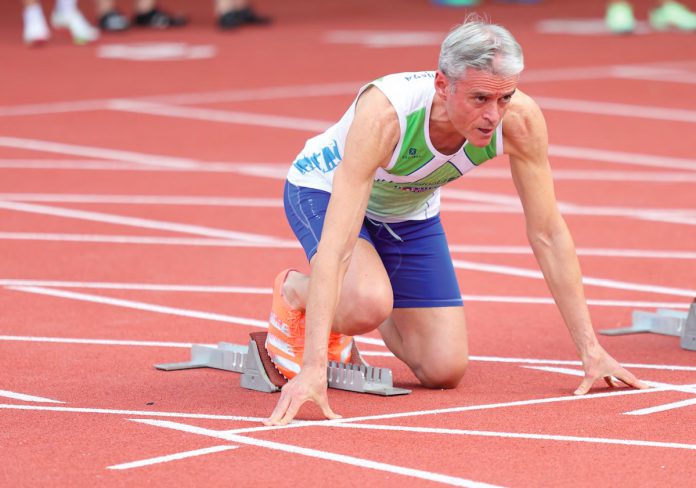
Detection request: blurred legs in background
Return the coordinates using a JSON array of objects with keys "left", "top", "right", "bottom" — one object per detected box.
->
[
  {"left": 95, "top": 0, "right": 187, "bottom": 32},
  {"left": 606, "top": 0, "right": 696, "bottom": 33},
  {"left": 22, "top": 0, "right": 99, "bottom": 45},
  {"left": 95, "top": 0, "right": 270, "bottom": 32}
]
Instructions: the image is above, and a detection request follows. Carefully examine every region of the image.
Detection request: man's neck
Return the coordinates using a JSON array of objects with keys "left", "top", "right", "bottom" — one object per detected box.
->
[{"left": 429, "top": 93, "right": 466, "bottom": 155}]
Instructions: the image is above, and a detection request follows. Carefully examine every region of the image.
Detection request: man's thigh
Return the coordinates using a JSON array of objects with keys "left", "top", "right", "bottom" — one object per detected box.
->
[{"left": 366, "top": 215, "right": 463, "bottom": 308}]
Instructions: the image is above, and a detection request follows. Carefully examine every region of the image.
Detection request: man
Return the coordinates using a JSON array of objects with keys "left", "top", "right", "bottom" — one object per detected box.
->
[{"left": 264, "top": 17, "right": 647, "bottom": 426}]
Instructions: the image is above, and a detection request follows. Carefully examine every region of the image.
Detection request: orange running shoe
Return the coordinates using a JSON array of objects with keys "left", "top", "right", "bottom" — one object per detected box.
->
[{"left": 265, "top": 268, "right": 354, "bottom": 379}]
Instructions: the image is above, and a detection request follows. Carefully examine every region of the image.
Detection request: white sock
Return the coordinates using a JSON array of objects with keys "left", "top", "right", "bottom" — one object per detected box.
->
[
  {"left": 23, "top": 3, "right": 47, "bottom": 25},
  {"left": 55, "top": 0, "right": 77, "bottom": 13}
]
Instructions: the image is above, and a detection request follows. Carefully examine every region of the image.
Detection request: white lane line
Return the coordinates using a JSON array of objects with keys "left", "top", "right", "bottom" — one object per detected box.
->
[
  {"left": 467, "top": 168, "right": 696, "bottom": 183},
  {"left": 452, "top": 245, "right": 696, "bottom": 260},
  {"left": 325, "top": 30, "right": 445, "bottom": 47},
  {"left": 2, "top": 334, "right": 696, "bottom": 372},
  {"left": 441, "top": 202, "right": 696, "bottom": 226},
  {"left": 442, "top": 188, "right": 696, "bottom": 226},
  {"left": 0, "top": 64, "right": 691, "bottom": 116},
  {"left": 549, "top": 145, "right": 696, "bottom": 171},
  {"left": 0, "top": 100, "right": 110, "bottom": 117},
  {"left": 474, "top": 357, "right": 696, "bottom": 372},
  {"left": 4, "top": 137, "right": 696, "bottom": 180},
  {"left": 107, "top": 445, "right": 238, "bottom": 470},
  {"left": 0, "top": 194, "right": 283, "bottom": 207},
  {"left": 2, "top": 287, "right": 385, "bottom": 347},
  {"left": 535, "top": 96, "right": 696, "bottom": 123},
  {"left": 0, "top": 200, "right": 291, "bottom": 244},
  {"left": 326, "top": 387, "right": 678, "bottom": 425},
  {"left": 624, "top": 398, "right": 696, "bottom": 416},
  {"left": 6, "top": 286, "right": 268, "bottom": 328},
  {"left": 0, "top": 389, "right": 64, "bottom": 403},
  {"left": 4, "top": 158, "right": 696, "bottom": 182},
  {"left": 1, "top": 280, "right": 273, "bottom": 294},
  {"left": 473, "top": 295, "right": 691, "bottom": 309},
  {"left": 0, "top": 383, "right": 688, "bottom": 436},
  {"left": 130, "top": 419, "right": 502, "bottom": 488},
  {"left": 0, "top": 160, "right": 175, "bottom": 171},
  {"left": 526, "top": 169, "right": 696, "bottom": 182},
  {"left": 3, "top": 278, "right": 693, "bottom": 309},
  {"left": 525, "top": 366, "right": 696, "bottom": 416},
  {"left": 0, "top": 335, "right": 200, "bottom": 348},
  {"left": 0, "top": 136, "right": 198, "bottom": 169},
  {"left": 521, "top": 63, "right": 687, "bottom": 83},
  {"left": 0, "top": 159, "right": 289, "bottom": 176},
  {"left": 0, "top": 82, "right": 361, "bottom": 117},
  {"left": 0, "top": 404, "right": 265, "bottom": 422},
  {"left": 1, "top": 231, "right": 695, "bottom": 260},
  {"left": 108, "top": 100, "right": 332, "bottom": 133},
  {"left": 8, "top": 191, "right": 696, "bottom": 225},
  {"left": 333, "top": 423, "right": 696, "bottom": 451},
  {"left": 524, "top": 366, "right": 696, "bottom": 392},
  {"left": 137, "top": 81, "right": 361, "bottom": 106},
  {"left": 0, "top": 232, "right": 299, "bottom": 248},
  {"left": 453, "top": 259, "right": 696, "bottom": 298},
  {"left": 107, "top": 96, "right": 696, "bottom": 132}
]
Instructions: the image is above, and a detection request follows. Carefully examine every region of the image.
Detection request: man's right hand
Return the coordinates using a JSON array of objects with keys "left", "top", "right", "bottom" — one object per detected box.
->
[{"left": 263, "top": 366, "right": 341, "bottom": 426}]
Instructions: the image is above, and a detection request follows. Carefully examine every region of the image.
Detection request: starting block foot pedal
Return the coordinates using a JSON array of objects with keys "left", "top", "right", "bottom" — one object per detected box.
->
[
  {"left": 600, "top": 298, "right": 696, "bottom": 352},
  {"left": 240, "top": 332, "right": 286, "bottom": 393},
  {"left": 155, "top": 342, "right": 247, "bottom": 372},
  {"left": 155, "top": 331, "right": 412, "bottom": 395}
]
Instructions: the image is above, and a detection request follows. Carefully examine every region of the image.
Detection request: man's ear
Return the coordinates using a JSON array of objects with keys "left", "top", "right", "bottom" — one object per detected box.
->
[{"left": 434, "top": 71, "right": 450, "bottom": 100}]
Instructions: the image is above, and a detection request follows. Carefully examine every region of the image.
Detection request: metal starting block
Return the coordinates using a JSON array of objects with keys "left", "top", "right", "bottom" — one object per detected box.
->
[
  {"left": 155, "top": 331, "right": 411, "bottom": 396},
  {"left": 600, "top": 298, "right": 696, "bottom": 352}
]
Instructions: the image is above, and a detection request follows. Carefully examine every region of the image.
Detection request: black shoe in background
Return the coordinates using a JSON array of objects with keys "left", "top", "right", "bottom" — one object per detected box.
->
[
  {"left": 238, "top": 7, "right": 272, "bottom": 25},
  {"left": 133, "top": 8, "right": 188, "bottom": 29},
  {"left": 99, "top": 10, "right": 130, "bottom": 31},
  {"left": 218, "top": 7, "right": 271, "bottom": 30}
]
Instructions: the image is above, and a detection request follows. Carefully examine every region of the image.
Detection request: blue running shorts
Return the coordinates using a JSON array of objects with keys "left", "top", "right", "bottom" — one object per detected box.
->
[{"left": 283, "top": 181, "right": 463, "bottom": 308}]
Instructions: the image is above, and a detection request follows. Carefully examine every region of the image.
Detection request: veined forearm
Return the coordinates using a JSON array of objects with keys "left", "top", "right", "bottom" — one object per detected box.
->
[{"left": 529, "top": 224, "right": 600, "bottom": 357}]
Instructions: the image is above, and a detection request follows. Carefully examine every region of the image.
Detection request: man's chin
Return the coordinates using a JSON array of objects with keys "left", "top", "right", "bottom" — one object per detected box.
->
[{"left": 468, "top": 133, "right": 493, "bottom": 148}]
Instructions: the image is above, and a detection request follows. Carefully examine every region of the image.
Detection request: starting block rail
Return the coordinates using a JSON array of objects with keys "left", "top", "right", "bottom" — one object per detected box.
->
[
  {"left": 600, "top": 298, "right": 696, "bottom": 352},
  {"left": 155, "top": 332, "right": 411, "bottom": 396}
]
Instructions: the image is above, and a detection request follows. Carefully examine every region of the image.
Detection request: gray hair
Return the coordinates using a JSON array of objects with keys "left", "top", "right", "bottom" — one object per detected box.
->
[{"left": 438, "top": 16, "right": 524, "bottom": 82}]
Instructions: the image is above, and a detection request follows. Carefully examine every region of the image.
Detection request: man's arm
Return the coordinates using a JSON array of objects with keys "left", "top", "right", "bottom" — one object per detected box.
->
[
  {"left": 265, "top": 86, "right": 399, "bottom": 425},
  {"left": 503, "top": 91, "right": 647, "bottom": 394}
]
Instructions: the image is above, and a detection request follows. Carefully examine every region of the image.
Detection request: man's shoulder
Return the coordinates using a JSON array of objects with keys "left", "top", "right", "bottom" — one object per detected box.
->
[
  {"left": 502, "top": 90, "right": 545, "bottom": 145},
  {"left": 502, "top": 90, "right": 548, "bottom": 158}
]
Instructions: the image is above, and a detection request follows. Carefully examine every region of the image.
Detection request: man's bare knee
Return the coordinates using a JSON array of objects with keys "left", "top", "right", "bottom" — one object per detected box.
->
[
  {"left": 415, "top": 356, "right": 469, "bottom": 389},
  {"left": 337, "top": 296, "right": 392, "bottom": 335},
  {"left": 335, "top": 285, "right": 392, "bottom": 335}
]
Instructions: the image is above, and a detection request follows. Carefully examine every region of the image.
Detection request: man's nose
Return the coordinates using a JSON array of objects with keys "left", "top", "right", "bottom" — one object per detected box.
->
[{"left": 483, "top": 105, "right": 501, "bottom": 124}]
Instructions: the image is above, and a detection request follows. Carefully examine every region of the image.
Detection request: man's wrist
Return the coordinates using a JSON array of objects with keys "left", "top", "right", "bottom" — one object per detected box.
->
[{"left": 578, "top": 340, "right": 602, "bottom": 363}]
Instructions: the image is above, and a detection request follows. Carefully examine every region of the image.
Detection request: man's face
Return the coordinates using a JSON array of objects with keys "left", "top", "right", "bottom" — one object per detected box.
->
[{"left": 436, "top": 69, "right": 519, "bottom": 147}]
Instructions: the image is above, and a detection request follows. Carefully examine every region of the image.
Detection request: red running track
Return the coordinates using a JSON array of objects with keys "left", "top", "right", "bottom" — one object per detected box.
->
[{"left": 1, "top": 0, "right": 695, "bottom": 486}]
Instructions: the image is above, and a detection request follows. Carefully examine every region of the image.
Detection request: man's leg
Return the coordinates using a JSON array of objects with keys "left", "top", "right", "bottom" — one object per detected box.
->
[
  {"left": 363, "top": 214, "right": 467, "bottom": 388},
  {"left": 379, "top": 307, "right": 468, "bottom": 388},
  {"left": 284, "top": 238, "right": 394, "bottom": 337}
]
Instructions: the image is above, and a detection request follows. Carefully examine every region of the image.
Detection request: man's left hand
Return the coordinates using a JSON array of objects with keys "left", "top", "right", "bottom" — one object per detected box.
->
[{"left": 574, "top": 345, "right": 649, "bottom": 395}]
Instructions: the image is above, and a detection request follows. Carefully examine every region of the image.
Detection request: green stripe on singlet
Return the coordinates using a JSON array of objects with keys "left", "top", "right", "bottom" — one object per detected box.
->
[{"left": 389, "top": 108, "right": 434, "bottom": 176}]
